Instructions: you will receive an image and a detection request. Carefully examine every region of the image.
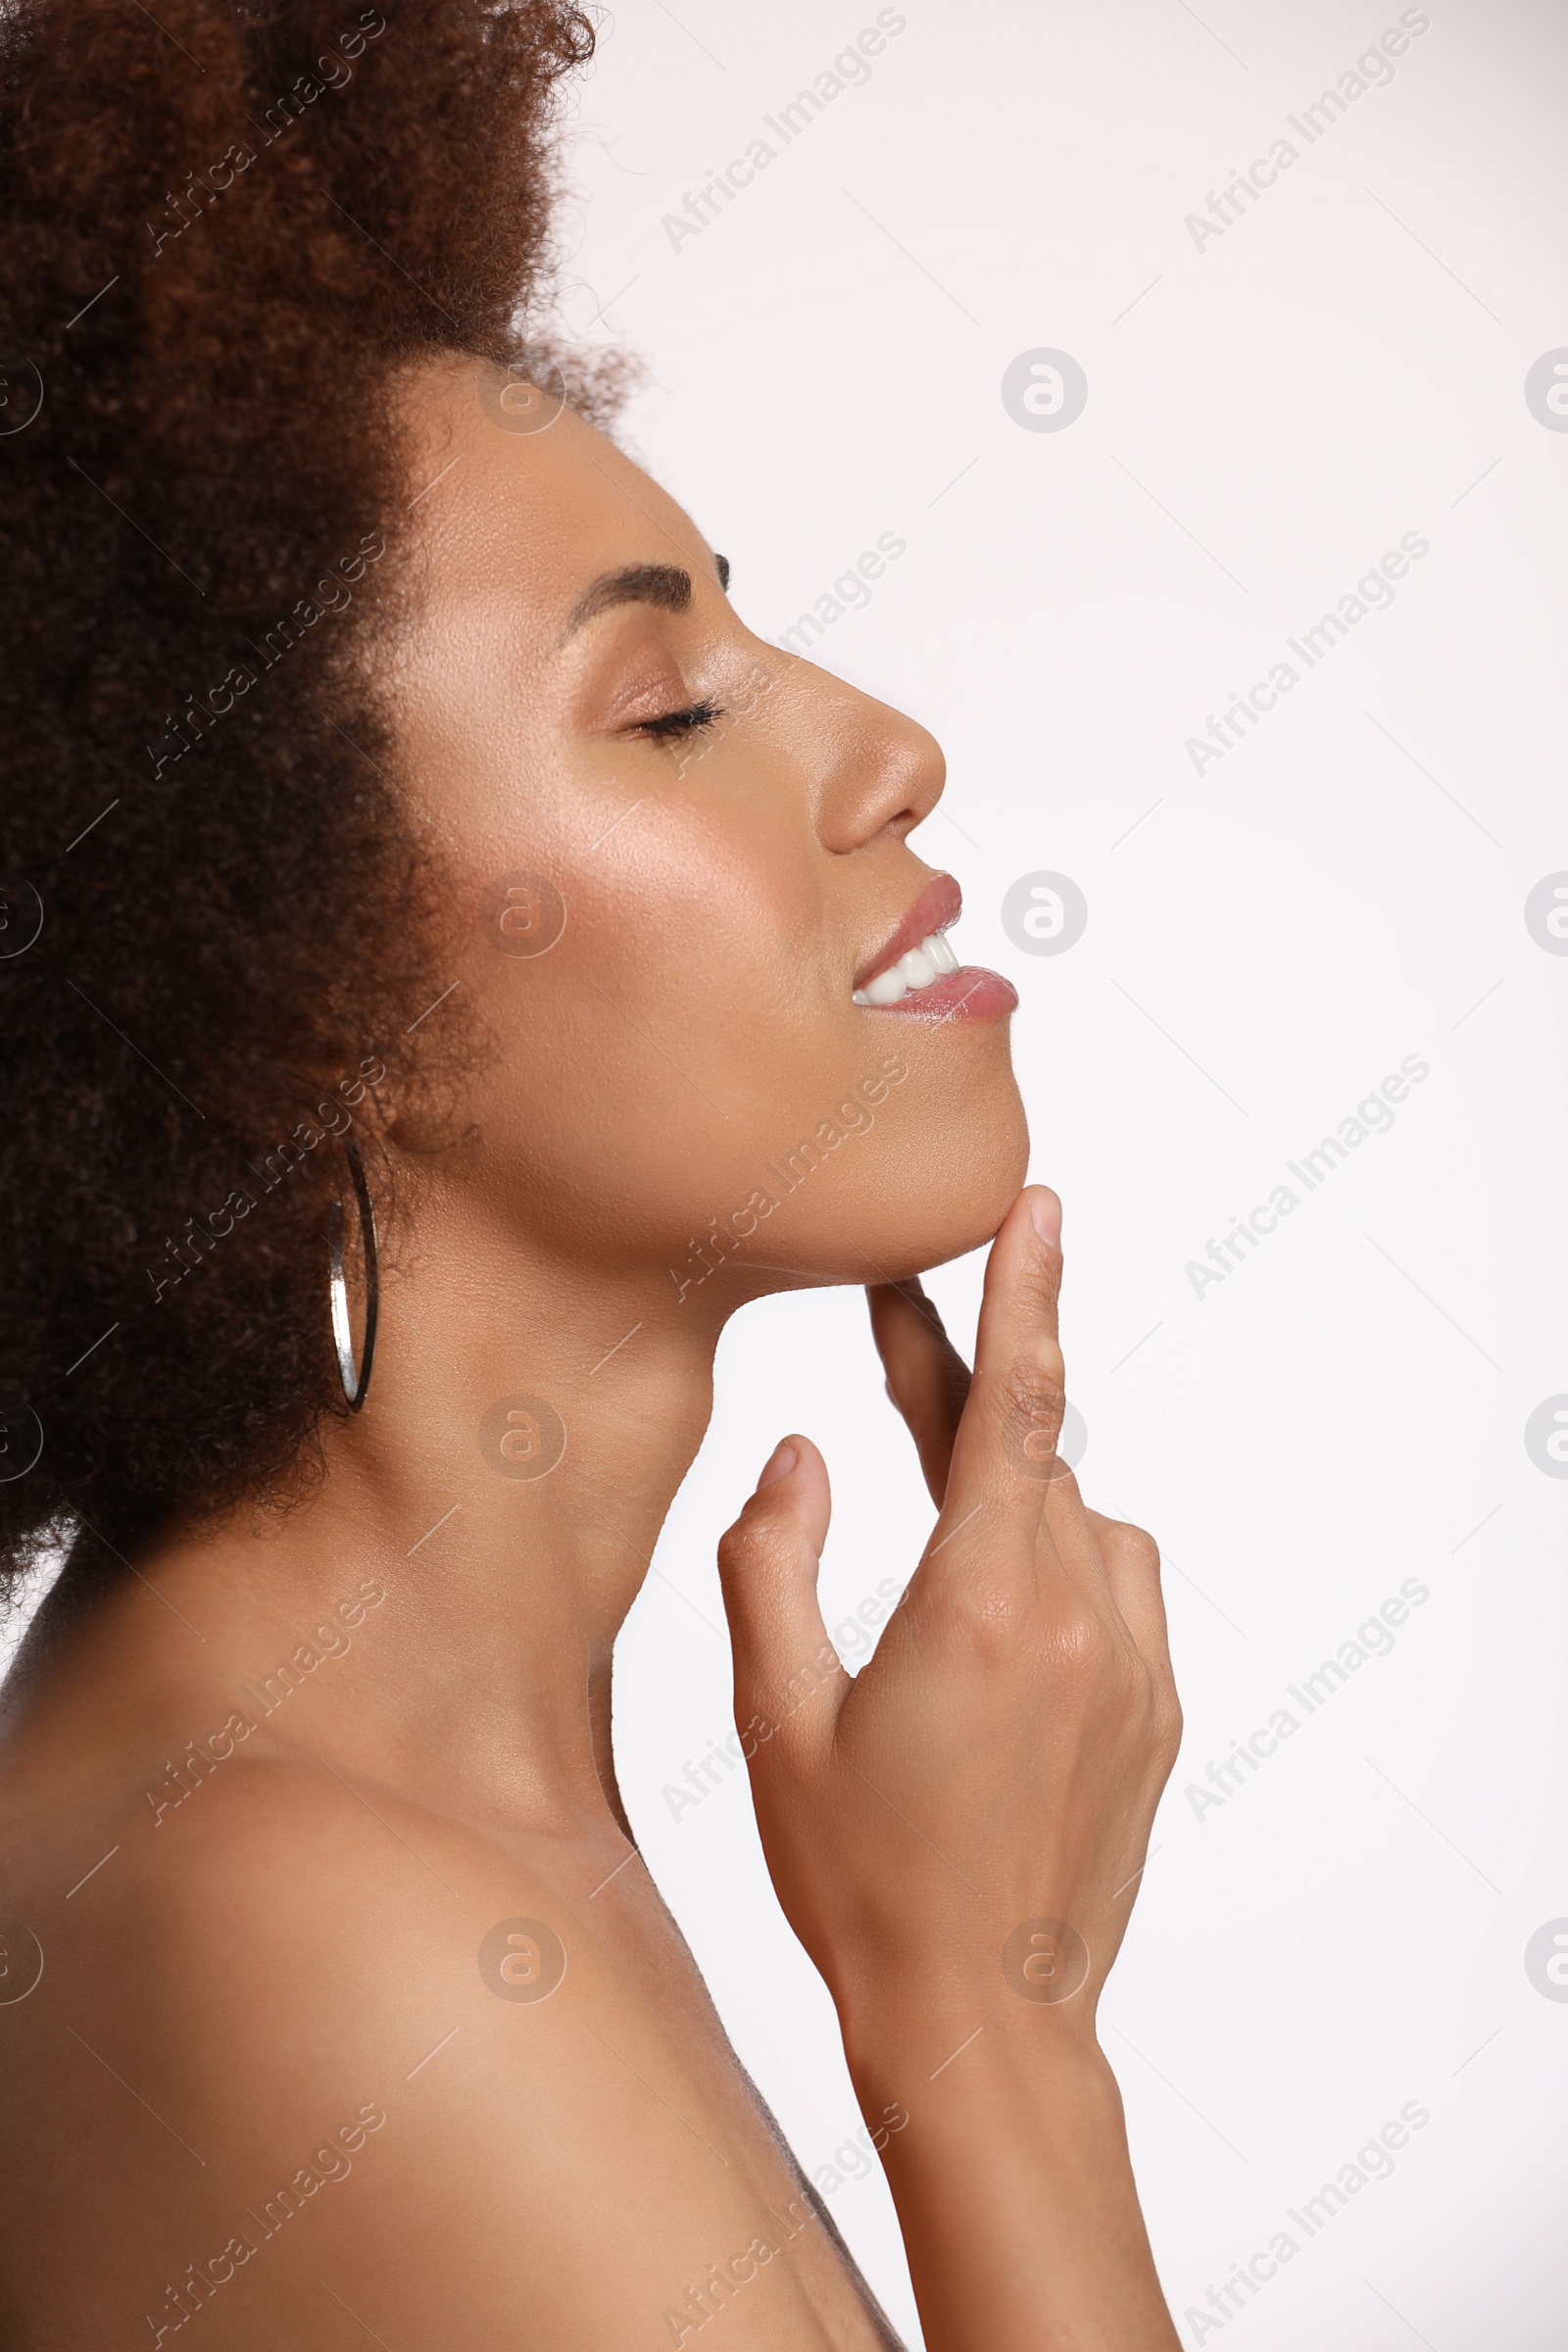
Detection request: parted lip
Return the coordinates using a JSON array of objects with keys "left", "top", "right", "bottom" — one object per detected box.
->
[{"left": 854, "top": 872, "right": 962, "bottom": 992}]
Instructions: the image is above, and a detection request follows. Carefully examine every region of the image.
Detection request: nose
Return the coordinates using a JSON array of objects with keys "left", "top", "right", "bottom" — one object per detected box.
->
[{"left": 794, "top": 664, "right": 947, "bottom": 855}]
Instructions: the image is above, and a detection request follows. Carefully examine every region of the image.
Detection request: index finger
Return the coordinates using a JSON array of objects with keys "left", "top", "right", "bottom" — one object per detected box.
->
[
  {"left": 915, "top": 1186, "right": 1065, "bottom": 1590},
  {"left": 865, "top": 1276, "right": 971, "bottom": 1505}
]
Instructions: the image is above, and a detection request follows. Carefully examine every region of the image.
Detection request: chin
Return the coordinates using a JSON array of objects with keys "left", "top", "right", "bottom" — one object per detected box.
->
[
  {"left": 889, "top": 1107, "right": 1031, "bottom": 1282},
  {"left": 758, "top": 1084, "right": 1030, "bottom": 1294},
  {"left": 898, "top": 1050, "right": 1032, "bottom": 1267}
]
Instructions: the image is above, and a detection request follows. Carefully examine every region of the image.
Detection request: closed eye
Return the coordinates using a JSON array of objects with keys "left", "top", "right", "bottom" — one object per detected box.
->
[{"left": 634, "top": 697, "right": 722, "bottom": 740}]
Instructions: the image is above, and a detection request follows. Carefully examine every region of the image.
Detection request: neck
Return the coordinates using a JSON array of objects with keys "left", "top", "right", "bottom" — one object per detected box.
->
[{"left": 113, "top": 1191, "right": 748, "bottom": 1838}]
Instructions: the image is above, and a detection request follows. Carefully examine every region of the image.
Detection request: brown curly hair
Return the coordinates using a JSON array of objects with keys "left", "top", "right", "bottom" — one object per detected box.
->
[{"left": 0, "top": 0, "right": 609, "bottom": 1588}]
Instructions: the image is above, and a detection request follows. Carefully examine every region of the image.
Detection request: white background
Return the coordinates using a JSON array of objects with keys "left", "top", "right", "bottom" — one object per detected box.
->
[
  {"left": 561, "top": 3, "right": 1568, "bottom": 2344},
  {"left": 7, "top": 5, "right": 1562, "bottom": 2344}
]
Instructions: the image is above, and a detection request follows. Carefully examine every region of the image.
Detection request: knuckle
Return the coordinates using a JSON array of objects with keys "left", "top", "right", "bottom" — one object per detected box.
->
[
  {"left": 1001, "top": 1355, "right": 1066, "bottom": 1446},
  {"left": 1104, "top": 1520, "right": 1161, "bottom": 1579},
  {"left": 1152, "top": 1690, "right": 1185, "bottom": 1770},
  {"left": 939, "top": 1576, "right": 1030, "bottom": 1660},
  {"left": 1015, "top": 1246, "right": 1063, "bottom": 1321},
  {"left": 1047, "top": 1614, "right": 1161, "bottom": 1730},
  {"left": 716, "top": 1510, "right": 781, "bottom": 1579},
  {"left": 1026, "top": 1336, "right": 1068, "bottom": 1400}
]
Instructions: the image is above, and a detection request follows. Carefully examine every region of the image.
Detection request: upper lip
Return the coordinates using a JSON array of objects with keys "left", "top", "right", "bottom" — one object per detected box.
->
[{"left": 854, "top": 872, "right": 962, "bottom": 991}]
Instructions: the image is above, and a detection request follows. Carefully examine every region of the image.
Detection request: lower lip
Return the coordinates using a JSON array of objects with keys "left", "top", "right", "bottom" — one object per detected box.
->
[{"left": 860, "top": 965, "right": 1018, "bottom": 1021}]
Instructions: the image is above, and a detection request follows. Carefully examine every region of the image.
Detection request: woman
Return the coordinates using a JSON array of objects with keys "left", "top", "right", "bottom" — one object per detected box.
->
[{"left": 0, "top": 4, "right": 1183, "bottom": 2343}]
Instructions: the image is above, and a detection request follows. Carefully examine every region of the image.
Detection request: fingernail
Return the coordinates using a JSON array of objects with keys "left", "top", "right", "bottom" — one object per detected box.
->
[
  {"left": 756, "top": 1439, "right": 798, "bottom": 1490},
  {"left": 1029, "top": 1189, "right": 1062, "bottom": 1249}
]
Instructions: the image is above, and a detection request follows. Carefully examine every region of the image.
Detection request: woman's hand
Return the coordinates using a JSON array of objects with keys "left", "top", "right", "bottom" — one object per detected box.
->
[
  {"left": 716, "top": 1183, "right": 1179, "bottom": 2036},
  {"left": 715, "top": 1187, "right": 1184, "bottom": 2350}
]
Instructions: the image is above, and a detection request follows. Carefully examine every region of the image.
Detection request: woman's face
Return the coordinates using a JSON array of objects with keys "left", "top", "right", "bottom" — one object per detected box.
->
[{"left": 382, "top": 357, "right": 1028, "bottom": 1299}]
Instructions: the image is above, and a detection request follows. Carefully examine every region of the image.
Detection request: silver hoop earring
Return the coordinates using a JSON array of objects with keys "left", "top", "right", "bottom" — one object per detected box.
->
[{"left": 327, "top": 1138, "right": 379, "bottom": 1410}]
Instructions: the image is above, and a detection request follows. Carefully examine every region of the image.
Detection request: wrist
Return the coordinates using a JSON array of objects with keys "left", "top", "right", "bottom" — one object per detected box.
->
[
  {"left": 837, "top": 1996, "right": 1177, "bottom": 2351},
  {"left": 836, "top": 1940, "right": 1105, "bottom": 2073},
  {"left": 839, "top": 1982, "right": 1117, "bottom": 2143}
]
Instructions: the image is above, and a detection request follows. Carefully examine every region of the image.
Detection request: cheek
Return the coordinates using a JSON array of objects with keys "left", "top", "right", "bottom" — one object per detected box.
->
[{"left": 457, "top": 788, "right": 842, "bottom": 1230}]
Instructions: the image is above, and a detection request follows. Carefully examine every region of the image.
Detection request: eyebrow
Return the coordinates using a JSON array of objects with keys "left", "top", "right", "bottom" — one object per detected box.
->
[
  {"left": 564, "top": 563, "right": 691, "bottom": 638},
  {"left": 564, "top": 553, "right": 730, "bottom": 638}
]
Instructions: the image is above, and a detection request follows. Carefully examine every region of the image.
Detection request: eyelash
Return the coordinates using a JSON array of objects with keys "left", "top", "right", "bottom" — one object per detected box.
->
[{"left": 635, "top": 697, "right": 722, "bottom": 740}]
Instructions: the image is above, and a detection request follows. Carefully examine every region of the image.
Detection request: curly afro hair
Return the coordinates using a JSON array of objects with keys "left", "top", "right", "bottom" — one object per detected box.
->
[{"left": 0, "top": 0, "right": 612, "bottom": 1590}]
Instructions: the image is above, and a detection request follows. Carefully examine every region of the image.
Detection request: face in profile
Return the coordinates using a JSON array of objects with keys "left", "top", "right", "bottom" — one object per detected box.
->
[{"left": 382, "top": 358, "right": 1029, "bottom": 1309}]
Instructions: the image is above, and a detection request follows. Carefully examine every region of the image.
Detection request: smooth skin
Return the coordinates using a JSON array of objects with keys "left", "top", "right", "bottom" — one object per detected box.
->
[{"left": 0, "top": 360, "right": 1181, "bottom": 2349}]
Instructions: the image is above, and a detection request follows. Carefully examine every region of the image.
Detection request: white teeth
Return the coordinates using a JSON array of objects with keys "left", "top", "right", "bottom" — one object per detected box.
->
[{"left": 853, "top": 931, "right": 956, "bottom": 1006}]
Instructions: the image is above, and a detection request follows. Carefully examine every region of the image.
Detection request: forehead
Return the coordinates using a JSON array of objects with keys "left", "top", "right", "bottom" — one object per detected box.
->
[{"left": 393, "top": 356, "right": 710, "bottom": 622}]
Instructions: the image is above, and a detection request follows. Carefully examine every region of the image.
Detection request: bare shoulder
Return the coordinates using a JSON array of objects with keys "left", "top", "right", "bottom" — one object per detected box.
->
[{"left": 0, "top": 1752, "right": 884, "bottom": 2350}]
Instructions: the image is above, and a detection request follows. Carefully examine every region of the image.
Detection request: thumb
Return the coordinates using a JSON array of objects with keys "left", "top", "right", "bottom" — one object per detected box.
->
[{"left": 716, "top": 1435, "right": 838, "bottom": 1762}]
